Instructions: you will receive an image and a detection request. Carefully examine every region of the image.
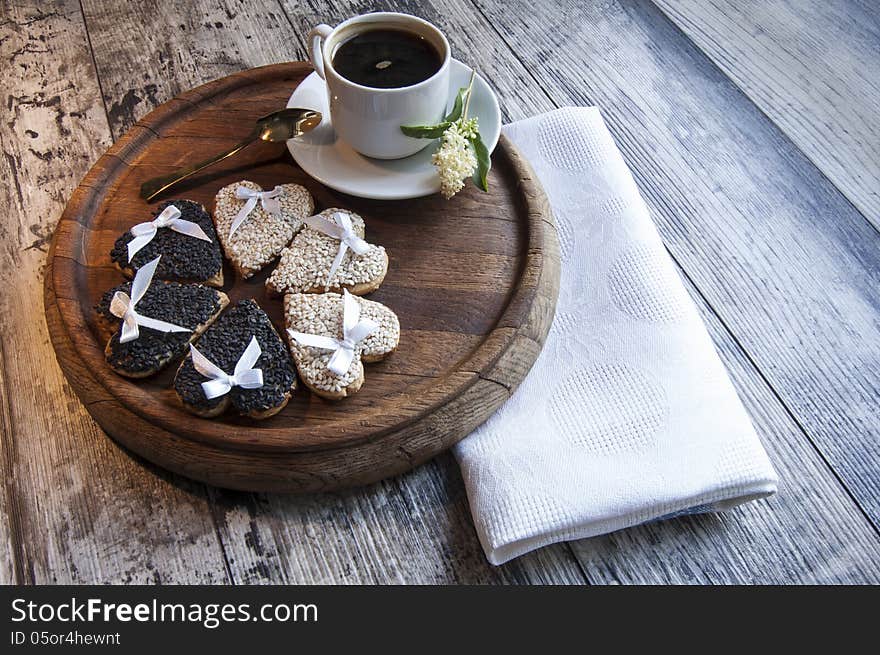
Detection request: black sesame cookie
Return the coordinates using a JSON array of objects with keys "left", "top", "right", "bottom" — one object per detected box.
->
[
  {"left": 266, "top": 208, "right": 388, "bottom": 297},
  {"left": 110, "top": 199, "right": 224, "bottom": 287},
  {"left": 284, "top": 291, "right": 399, "bottom": 400},
  {"left": 174, "top": 299, "right": 298, "bottom": 419},
  {"left": 213, "top": 180, "right": 315, "bottom": 279},
  {"left": 96, "top": 280, "right": 228, "bottom": 378}
]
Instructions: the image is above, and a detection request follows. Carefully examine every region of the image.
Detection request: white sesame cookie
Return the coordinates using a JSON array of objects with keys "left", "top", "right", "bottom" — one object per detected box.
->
[
  {"left": 266, "top": 208, "right": 389, "bottom": 296},
  {"left": 284, "top": 292, "right": 400, "bottom": 400},
  {"left": 213, "top": 180, "right": 315, "bottom": 279}
]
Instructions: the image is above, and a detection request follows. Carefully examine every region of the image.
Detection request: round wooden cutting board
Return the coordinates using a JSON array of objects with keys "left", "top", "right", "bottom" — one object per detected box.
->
[{"left": 44, "top": 62, "right": 559, "bottom": 492}]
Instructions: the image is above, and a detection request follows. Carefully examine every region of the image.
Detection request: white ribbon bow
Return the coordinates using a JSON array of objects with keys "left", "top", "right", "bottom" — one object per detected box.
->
[
  {"left": 287, "top": 290, "right": 378, "bottom": 376},
  {"left": 229, "top": 185, "right": 284, "bottom": 237},
  {"left": 109, "top": 256, "right": 191, "bottom": 343},
  {"left": 127, "top": 204, "right": 212, "bottom": 261},
  {"left": 301, "top": 211, "right": 373, "bottom": 289},
  {"left": 190, "top": 335, "right": 264, "bottom": 400}
]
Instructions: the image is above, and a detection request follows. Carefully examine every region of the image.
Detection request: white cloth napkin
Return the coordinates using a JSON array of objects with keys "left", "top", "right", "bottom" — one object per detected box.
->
[{"left": 454, "top": 108, "right": 778, "bottom": 565}]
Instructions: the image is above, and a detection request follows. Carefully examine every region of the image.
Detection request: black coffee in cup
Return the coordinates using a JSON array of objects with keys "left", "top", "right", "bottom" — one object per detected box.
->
[{"left": 332, "top": 28, "right": 442, "bottom": 88}]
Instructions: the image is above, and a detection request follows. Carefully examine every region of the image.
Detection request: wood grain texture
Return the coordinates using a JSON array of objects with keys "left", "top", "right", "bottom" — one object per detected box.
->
[
  {"left": 80, "top": 0, "right": 308, "bottom": 138},
  {"left": 6, "top": 0, "right": 880, "bottom": 583},
  {"left": 656, "top": 0, "right": 880, "bottom": 229},
  {"left": 208, "top": 456, "right": 588, "bottom": 584},
  {"left": 0, "top": 0, "right": 231, "bottom": 583},
  {"left": 472, "top": 0, "right": 880, "bottom": 530}
]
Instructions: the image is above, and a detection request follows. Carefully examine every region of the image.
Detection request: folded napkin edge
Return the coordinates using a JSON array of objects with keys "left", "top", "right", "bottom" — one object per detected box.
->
[{"left": 478, "top": 479, "right": 779, "bottom": 566}]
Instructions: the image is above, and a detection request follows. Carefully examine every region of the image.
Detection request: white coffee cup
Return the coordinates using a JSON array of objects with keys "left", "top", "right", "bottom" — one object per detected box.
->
[{"left": 308, "top": 12, "right": 451, "bottom": 160}]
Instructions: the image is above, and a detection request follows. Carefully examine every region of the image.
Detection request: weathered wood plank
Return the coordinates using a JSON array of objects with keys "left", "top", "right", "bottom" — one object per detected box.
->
[
  {"left": 80, "top": 0, "right": 587, "bottom": 583},
  {"left": 81, "top": 0, "right": 308, "bottom": 139},
  {"left": 0, "top": 336, "right": 19, "bottom": 583},
  {"left": 209, "top": 457, "right": 587, "bottom": 584},
  {"left": 28, "top": 0, "right": 880, "bottom": 582},
  {"left": 472, "top": 0, "right": 880, "bottom": 532},
  {"left": 655, "top": 0, "right": 880, "bottom": 229},
  {"left": 0, "top": 0, "right": 230, "bottom": 583}
]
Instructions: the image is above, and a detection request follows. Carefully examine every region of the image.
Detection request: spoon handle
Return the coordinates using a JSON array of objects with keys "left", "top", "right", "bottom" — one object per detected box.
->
[{"left": 139, "top": 130, "right": 260, "bottom": 201}]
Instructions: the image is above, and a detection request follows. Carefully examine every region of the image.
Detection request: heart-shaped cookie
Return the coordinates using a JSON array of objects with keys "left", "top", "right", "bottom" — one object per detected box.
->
[
  {"left": 213, "top": 180, "right": 315, "bottom": 279},
  {"left": 95, "top": 257, "right": 228, "bottom": 378},
  {"left": 284, "top": 290, "right": 400, "bottom": 399},
  {"left": 174, "top": 299, "right": 297, "bottom": 419},
  {"left": 110, "top": 199, "right": 224, "bottom": 286},
  {"left": 266, "top": 208, "right": 389, "bottom": 296}
]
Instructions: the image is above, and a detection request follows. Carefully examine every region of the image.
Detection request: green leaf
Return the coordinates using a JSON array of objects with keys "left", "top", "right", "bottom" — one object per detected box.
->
[
  {"left": 400, "top": 122, "right": 450, "bottom": 139},
  {"left": 470, "top": 132, "right": 491, "bottom": 192},
  {"left": 401, "top": 83, "right": 472, "bottom": 139},
  {"left": 444, "top": 87, "right": 469, "bottom": 123}
]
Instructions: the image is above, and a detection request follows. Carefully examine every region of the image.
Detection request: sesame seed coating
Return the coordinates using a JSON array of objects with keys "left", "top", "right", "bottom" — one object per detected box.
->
[
  {"left": 284, "top": 292, "right": 400, "bottom": 396},
  {"left": 110, "top": 199, "right": 223, "bottom": 284},
  {"left": 266, "top": 208, "right": 388, "bottom": 296},
  {"left": 175, "top": 299, "right": 297, "bottom": 415},
  {"left": 213, "top": 180, "right": 314, "bottom": 278},
  {"left": 96, "top": 280, "right": 225, "bottom": 376}
]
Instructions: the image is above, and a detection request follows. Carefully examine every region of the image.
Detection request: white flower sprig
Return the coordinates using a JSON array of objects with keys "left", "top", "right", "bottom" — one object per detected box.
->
[
  {"left": 432, "top": 120, "right": 478, "bottom": 198},
  {"left": 401, "top": 71, "right": 490, "bottom": 199}
]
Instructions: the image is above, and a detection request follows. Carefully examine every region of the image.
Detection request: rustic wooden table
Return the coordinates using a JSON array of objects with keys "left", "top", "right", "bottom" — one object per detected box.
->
[{"left": 2, "top": 0, "right": 878, "bottom": 584}]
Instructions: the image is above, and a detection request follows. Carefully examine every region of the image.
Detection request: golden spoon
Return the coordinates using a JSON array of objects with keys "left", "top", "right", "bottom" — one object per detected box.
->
[{"left": 139, "top": 108, "right": 322, "bottom": 201}]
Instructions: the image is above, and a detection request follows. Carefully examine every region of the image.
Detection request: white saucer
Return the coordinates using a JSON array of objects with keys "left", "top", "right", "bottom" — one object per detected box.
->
[{"left": 286, "top": 59, "right": 501, "bottom": 200}]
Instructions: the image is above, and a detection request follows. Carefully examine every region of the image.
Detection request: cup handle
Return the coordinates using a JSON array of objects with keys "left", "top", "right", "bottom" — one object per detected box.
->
[{"left": 308, "top": 24, "right": 333, "bottom": 80}]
